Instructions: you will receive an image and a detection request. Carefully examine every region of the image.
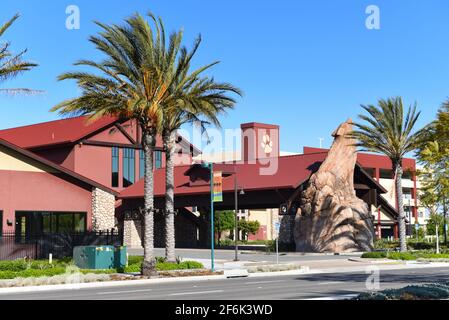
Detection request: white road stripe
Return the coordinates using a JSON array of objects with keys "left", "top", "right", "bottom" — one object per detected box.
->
[
  {"left": 97, "top": 289, "right": 153, "bottom": 295},
  {"left": 305, "top": 294, "right": 358, "bottom": 300},
  {"left": 318, "top": 281, "right": 344, "bottom": 285},
  {"left": 170, "top": 290, "right": 223, "bottom": 296},
  {"left": 245, "top": 280, "right": 287, "bottom": 285}
]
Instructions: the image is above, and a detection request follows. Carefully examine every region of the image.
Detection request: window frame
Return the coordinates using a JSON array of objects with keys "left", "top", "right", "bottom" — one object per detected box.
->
[
  {"left": 111, "top": 147, "right": 119, "bottom": 187},
  {"left": 122, "top": 148, "right": 135, "bottom": 187}
]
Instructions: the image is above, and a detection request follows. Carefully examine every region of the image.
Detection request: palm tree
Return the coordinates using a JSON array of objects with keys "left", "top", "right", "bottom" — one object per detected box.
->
[
  {"left": 51, "top": 12, "right": 180, "bottom": 276},
  {"left": 0, "top": 13, "right": 37, "bottom": 95},
  {"left": 350, "top": 97, "right": 422, "bottom": 252},
  {"left": 161, "top": 36, "right": 242, "bottom": 261}
]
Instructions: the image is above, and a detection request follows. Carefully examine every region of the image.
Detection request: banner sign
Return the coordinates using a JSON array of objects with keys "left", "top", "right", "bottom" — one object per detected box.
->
[{"left": 213, "top": 171, "right": 223, "bottom": 202}]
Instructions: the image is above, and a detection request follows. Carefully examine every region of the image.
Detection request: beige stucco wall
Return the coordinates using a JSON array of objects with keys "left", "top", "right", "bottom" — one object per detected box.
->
[{"left": 0, "top": 146, "right": 57, "bottom": 173}]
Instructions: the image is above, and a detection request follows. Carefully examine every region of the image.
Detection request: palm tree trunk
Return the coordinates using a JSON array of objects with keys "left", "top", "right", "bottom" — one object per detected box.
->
[
  {"left": 443, "top": 197, "right": 448, "bottom": 245},
  {"left": 141, "top": 129, "right": 158, "bottom": 276},
  {"left": 163, "top": 130, "right": 176, "bottom": 262},
  {"left": 395, "top": 163, "right": 407, "bottom": 252}
]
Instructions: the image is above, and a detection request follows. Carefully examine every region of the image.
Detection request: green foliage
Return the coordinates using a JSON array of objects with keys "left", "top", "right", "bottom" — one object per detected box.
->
[
  {"left": 0, "top": 14, "right": 38, "bottom": 95},
  {"left": 0, "top": 268, "right": 67, "bottom": 279},
  {"left": 351, "top": 97, "right": 424, "bottom": 252},
  {"left": 412, "top": 226, "right": 426, "bottom": 239},
  {"left": 122, "top": 256, "right": 203, "bottom": 273},
  {"left": 426, "top": 213, "right": 447, "bottom": 236},
  {"left": 361, "top": 252, "right": 388, "bottom": 259},
  {"left": 362, "top": 251, "right": 449, "bottom": 260},
  {"left": 238, "top": 220, "right": 261, "bottom": 239},
  {"left": 0, "top": 260, "right": 28, "bottom": 272},
  {"left": 214, "top": 211, "right": 236, "bottom": 233},
  {"left": 355, "top": 282, "right": 449, "bottom": 300}
]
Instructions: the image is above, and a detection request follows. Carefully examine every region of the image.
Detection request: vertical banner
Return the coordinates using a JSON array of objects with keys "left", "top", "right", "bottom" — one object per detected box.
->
[{"left": 213, "top": 171, "right": 223, "bottom": 202}]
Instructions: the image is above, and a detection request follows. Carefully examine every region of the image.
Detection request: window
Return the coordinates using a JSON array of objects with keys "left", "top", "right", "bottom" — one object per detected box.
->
[
  {"left": 155, "top": 150, "right": 162, "bottom": 169},
  {"left": 15, "top": 212, "right": 87, "bottom": 239},
  {"left": 112, "top": 147, "right": 119, "bottom": 187},
  {"left": 123, "top": 148, "right": 135, "bottom": 187},
  {"left": 0, "top": 211, "right": 3, "bottom": 236},
  {"left": 139, "top": 149, "right": 163, "bottom": 179}
]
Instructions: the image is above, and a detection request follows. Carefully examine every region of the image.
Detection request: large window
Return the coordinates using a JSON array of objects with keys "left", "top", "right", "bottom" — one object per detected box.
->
[
  {"left": 155, "top": 150, "right": 162, "bottom": 169},
  {"left": 112, "top": 147, "right": 119, "bottom": 187},
  {"left": 15, "top": 212, "right": 87, "bottom": 239},
  {"left": 139, "top": 150, "right": 163, "bottom": 179},
  {"left": 0, "top": 211, "right": 3, "bottom": 236},
  {"left": 139, "top": 150, "right": 145, "bottom": 179},
  {"left": 123, "top": 148, "right": 135, "bottom": 187}
]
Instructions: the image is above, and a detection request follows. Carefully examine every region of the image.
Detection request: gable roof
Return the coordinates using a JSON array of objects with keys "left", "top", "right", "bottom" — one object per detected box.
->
[
  {"left": 0, "top": 138, "right": 118, "bottom": 196},
  {"left": 119, "top": 152, "right": 387, "bottom": 199},
  {"left": 0, "top": 116, "right": 118, "bottom": 150},
  {"left": 0, "top": 115, "right": 201, "bottom": 155}
]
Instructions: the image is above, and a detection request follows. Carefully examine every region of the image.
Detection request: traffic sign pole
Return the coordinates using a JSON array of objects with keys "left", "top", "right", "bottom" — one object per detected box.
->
[{"left": 210, "top": 163, "right": 214, "bottom": 272}]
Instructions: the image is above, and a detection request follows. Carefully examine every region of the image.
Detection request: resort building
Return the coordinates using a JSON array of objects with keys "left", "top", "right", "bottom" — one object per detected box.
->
[{"left": 0, "top": 116, "right": 423, "bottom": 250}]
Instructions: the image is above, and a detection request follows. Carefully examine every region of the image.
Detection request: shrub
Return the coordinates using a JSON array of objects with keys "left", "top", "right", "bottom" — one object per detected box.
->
[
  {"left": 123, "top": 263, "right": 141, "bottom": 273},
  {"left": 0, "top": 268, "right": 67, "bottom": 279},
  {"left": 355, "top": 282, "right": 449, "bottom": 300},
  {"left": 361, "top": 252, "right": 388, "bottom": 259},
  {"left": 0, "top": 271, "right": 19, "bottom": 279},
  {"left": 387, "top": 252, "right": 416, "bottom": 260},
  {"left": 0, "top": 259, "right": 28, "bottom": 272},
  {"left": 127, "top": 255, "right": 143, "bottom": 265},
  {"left": 122, "top": 259, "right": 204, "bottom": 273}
]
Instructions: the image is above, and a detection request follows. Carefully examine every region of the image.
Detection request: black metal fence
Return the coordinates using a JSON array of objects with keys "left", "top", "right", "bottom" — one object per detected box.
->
[{"left": 0, "top": 230, "right": 122, "bottom": 260}]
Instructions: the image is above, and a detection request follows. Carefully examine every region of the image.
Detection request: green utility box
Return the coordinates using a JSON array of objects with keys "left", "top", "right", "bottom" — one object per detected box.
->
[
  {"left": 73, "top": 246, "right": 115, "bottom": 269},
  {"left": 113, "top": 246, "right": 127, "bottom": 269}
]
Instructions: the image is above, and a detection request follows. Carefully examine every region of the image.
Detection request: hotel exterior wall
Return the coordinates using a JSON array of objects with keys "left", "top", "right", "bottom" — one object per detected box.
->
[{"left": 0, "top": 170, "right": 94, "bottom": 232}]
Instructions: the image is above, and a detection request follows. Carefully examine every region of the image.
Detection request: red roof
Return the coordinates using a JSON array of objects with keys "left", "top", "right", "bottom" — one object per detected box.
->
[
  {"left": 0, "top": 116, "right": 118, "bottom": 149},
  {"left": 303, "top": 147, "right": 416, "bottom": 171},
  {"left": 119, "top": 152, "right": 329, "bottom": 199}
]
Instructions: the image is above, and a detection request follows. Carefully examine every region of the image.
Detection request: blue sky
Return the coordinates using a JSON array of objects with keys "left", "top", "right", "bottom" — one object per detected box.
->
[{"left": 1, "top": 0, "right": 449, "bottom": 152}]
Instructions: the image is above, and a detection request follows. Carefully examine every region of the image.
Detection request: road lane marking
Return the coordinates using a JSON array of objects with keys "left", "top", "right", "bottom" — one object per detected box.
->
[
  {"left": 317, "top": 281, "right": 344, "bottom": 285},
  {"left": 305, "top": 294, "right": 358, "bottom": 300},
  {"left": 97, "top": 289, "right": 153, "bottom": 295},
  {"left": 245, "top": 280, "right": 287, "bottom": 285},
  {"left": 170, "top": 290, "right": 223, "bottom": 296}
]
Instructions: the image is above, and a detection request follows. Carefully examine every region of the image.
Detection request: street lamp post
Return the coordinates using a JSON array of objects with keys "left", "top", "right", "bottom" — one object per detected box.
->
[{"left": 234, "top": 173, "right": 238, "bottom": 261}]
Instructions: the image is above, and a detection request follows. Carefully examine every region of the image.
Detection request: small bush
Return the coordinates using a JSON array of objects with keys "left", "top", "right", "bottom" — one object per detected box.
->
[
  {"left": 387, "top": 252, "right": 416, "bottom": 260},
  {"left": 0, "top": 268, "right": 67, "bottom": 279},
  {"left": 123, "top": 263, "right": 141, "bottom": 273},
  {"left": 0, "top": 260, "right": 28, "bottom": 272},
  {"left": 355, "top": 282, "right": 449, "bottom": 300},
  {"left": 361, "top": 252, "right": 388, "bottom": 259},
  {"left": 127, "top": 255, "right": 143, "bottom": 265}
]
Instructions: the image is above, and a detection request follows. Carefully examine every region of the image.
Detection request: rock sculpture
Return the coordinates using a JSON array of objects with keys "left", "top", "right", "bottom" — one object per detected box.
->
[{"left": 294, "top": 120, "right": 374, "bottom": 252}]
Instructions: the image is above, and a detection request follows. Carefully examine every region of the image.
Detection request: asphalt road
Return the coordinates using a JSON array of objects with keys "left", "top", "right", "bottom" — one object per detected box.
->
[
  {"left": 132, "top": 248, "right": 356, "bottom": 263},
  {"left": 1, "top": 266, "right": 448, "bottom": 300}
]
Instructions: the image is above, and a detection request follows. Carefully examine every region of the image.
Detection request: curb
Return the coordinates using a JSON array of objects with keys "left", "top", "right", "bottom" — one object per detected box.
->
[
  {"left": 0, "top": 262, "right": 447, "bottom": 295},
  {"left": 0, "top": 267, "right": 311, "bottom": 294}
]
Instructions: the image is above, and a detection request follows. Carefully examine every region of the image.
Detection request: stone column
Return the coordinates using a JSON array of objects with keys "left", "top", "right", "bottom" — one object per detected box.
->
[
  {"left": 123, "top": 220, "right": 143, "bottom": 248},
  {"left": 91, "top": 187, "right": 116, "bottom": 231}
]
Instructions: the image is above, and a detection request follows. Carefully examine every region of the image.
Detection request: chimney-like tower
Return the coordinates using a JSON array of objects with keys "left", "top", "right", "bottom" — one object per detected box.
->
[{"left": 241, "top": 122, "right": 279, "bottom": 162}]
